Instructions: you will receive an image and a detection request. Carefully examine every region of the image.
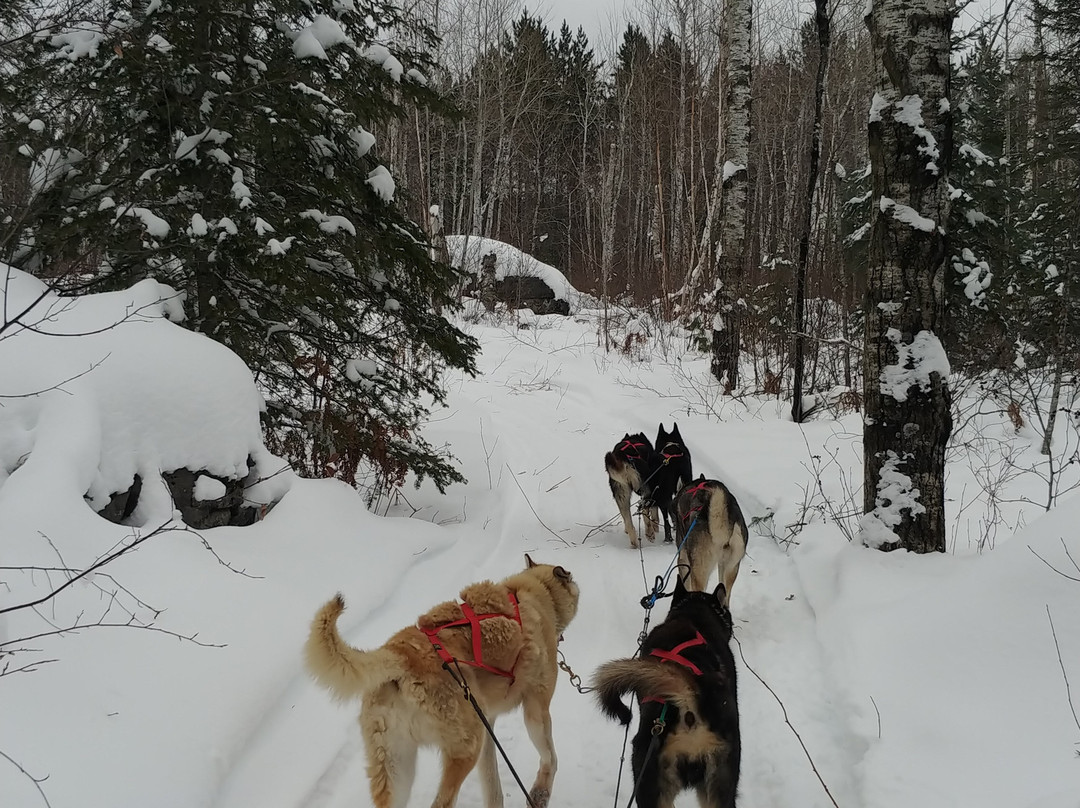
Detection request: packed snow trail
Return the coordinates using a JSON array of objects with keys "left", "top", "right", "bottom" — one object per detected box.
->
[{"left": 209, "top": 321, "right": 866, "bottom": 808}]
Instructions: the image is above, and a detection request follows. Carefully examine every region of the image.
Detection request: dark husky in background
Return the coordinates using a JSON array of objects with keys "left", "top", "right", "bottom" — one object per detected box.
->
[
  {"left": 592, "top": 577, "right": 740, "bottom": 808},
  {"left": 674, "top": 476, "right": 747, "bottom": 604},
  {"left": 605, "top": 432, "right": 659, "bottom": 548},
  {"left": 648, "top": 423, "right": 694, "bottom": 543}
]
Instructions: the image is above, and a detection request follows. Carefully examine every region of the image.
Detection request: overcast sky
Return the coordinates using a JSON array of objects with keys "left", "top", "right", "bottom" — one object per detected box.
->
[{"left": 527, "top": 0, "right": 1010, "bottom": 54}]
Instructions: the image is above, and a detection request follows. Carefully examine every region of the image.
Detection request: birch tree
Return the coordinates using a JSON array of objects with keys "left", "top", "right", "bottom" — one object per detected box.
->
[
  {"left": 860, "top": 0, "right": 953, "bottom": 553},
  {"left": 711, "top": 0, "right": 752, "bottom": 388}
]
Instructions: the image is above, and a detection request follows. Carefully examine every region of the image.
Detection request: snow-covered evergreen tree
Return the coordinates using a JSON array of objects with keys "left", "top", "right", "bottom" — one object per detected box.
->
[{"left": 0, "top": 0, "right": 478, "bottom": 493}]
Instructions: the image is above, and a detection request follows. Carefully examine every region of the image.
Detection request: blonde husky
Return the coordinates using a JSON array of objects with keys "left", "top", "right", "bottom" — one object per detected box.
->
[
  {"left": 673, "top": 477, "right": 747, "bottom": 603},
  {"left": 304, "top": 555, "right": 580, "bottom": 808}
]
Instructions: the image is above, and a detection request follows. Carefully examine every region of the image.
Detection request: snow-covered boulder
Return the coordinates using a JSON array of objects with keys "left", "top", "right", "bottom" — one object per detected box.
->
[
  {"left": 0, "top": 265, "right": 292, "bottom": 527},
  {"left": 446, "top": 235, "right": 584, "bottom": 315}
]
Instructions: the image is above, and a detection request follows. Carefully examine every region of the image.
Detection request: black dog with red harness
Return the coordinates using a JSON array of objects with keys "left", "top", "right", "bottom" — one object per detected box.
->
[
  {"left": 646, "top": 422, "right": 694, "bottom": 543},
  {"left": 592, "top": 576, "right": 740, "bottom": 808}
]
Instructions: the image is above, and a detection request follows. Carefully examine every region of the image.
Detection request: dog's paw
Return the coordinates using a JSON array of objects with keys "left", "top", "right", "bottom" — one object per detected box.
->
[{"left": 528, "top": 787, "right": 551, "bottom": 808}]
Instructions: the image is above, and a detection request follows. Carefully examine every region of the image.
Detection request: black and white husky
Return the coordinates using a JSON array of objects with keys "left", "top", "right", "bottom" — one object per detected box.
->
[{"left": 593, "top": 577, "right": 740, "bottom": 808}]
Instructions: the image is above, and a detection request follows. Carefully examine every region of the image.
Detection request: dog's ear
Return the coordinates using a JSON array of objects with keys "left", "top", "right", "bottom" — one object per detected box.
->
[
  {"left": 553, "top": 565, "right": 571, "bottom": 581},
  {"left": 671, "top": 423, "right": 683, "bottom": 441},
  {"left": 672, "top": 571, "right": 689, "bottom": 602},
  {"left": 697, "top": 473, "right": 705, "bottom": 481},
  {"left": 525, "top": 553, "right": 537, "bottom": 569},
  {"left": 656, "top": 423, "right": 668, "bottom": 443}
]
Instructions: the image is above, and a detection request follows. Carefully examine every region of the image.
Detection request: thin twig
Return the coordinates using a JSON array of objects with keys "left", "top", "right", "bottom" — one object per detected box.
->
[
  {"left": 0, "top": 522, "right": 177, "bottom": 616},
  {"left": 579, "top": 512, "right": 623, "bottom": 543},
  {"left": 1046, "top": 605, "right": 1080, "bottom": 734},
  {"left": 1029, "top": 545, "right": 1080, "bottom": 583},
  {"left": 504, "top": 463, "right": 570, "bottom": 546},
  {"left": 0, "top": 748, "right": 52, "bottom": 808},
  {"left": 733, "top": 635, "right": 841, "bottom": 808}
]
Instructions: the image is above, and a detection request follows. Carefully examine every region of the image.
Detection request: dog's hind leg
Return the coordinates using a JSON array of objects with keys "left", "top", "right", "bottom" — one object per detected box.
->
[
  {"left": 431, "top": 745, "right": 482, "bottom": 808},
  {"left": 477, "top": 728, "right": 505, "bottom": 808},
  {"left": 719, "top": 556, "right": 741, "bottom": 607},
  {"left": 697, "top": 755, "right": 738, "bottom": 808},
  {"left": 361, "top": 711, "right": 418, "bottom": 808},
  {"left": 610, "top": 479, "right": 639, "bottom": 548},
  {"left": 522, "top": 690, "right": 558, "bottom": 808},
  {"left": 644, "top": 502, "right": 659, "bottom": 543}
]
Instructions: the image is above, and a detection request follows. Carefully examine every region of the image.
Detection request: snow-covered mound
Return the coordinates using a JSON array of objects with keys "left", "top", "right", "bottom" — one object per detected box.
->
[
  {"left": 445, "top": 235, "right": 587, "bottom": 311},
  {"left": 0, "top": 265, "right": 291, "bottom": 523}
]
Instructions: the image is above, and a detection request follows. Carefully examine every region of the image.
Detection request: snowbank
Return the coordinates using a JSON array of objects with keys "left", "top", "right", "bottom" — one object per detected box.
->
[{"left": 0, "top": 265, "right": 291, "bottom": 521}]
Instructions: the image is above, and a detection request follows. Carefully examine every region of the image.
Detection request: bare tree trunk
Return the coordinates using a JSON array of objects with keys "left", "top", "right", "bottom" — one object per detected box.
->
[
  {"left": 861, "top": 0, "right": 953, "bottom": 554},
  {"left": 1041, "top": 356, "right": 1063, "bottom": 456},
  {"left": 792, "top": 0, "right": 830, "bottom": 422},
  {"left": 711, "top": 0, "right": 752, "bottom": 389}
]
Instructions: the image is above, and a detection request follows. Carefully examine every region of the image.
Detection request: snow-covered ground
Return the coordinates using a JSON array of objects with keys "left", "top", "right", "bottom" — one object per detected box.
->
[{"left": 1, "top": 270, "right": 1078, "bottom": 808}]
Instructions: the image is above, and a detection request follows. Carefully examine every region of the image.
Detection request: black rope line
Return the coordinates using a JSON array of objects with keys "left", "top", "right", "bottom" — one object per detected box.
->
[{"left": 441, "top": 660, "right": 538, "bottom": 808}]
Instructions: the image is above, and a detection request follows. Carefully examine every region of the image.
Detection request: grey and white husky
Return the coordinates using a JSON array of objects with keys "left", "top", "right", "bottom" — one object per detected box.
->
[{"left": 674, "top": 477, "right": 747, "bottom": 604}]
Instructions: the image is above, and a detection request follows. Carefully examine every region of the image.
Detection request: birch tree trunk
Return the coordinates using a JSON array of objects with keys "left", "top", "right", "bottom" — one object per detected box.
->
[
  {"left": 861, "top": 0, "right": 953, "bottom": 553},
  {"left": 711, "top": 0, "right": 752, "bottom": 389}
]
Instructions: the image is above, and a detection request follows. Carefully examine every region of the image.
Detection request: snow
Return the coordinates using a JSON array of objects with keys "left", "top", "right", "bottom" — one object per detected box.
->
[
  {"left": 722, "top": 160, "right": 746, "bottom": 182},
  {"left": 349, "top": 127, "right": 377, "bottom": 158},
  {"left": 363, "top": 44, "right": 405, "bottom": 81},
  {"left": 879, "top": 195, "right": 936, "bottom": 232},
  {"left": 893, "top": 95, "right": 940, "bottom": 168},
  {"left": 193, "top": 474, "right": 227, "bottom": 501},
  {"left": 868, "top": 91, "right": 890, "bottom": 124},
  {"left": 115, "top": 205, "right": 170, "bottom": 238},
  {"left": 857, "top": 450, "right": 924, "bottom": 548},
  {"left": 445, "top": 235, "right": 584, "bottom": 310},
  {"left": 175, "top": 128, "right": 231, "bottom": 162},
  {"left": 188, "top": 212, "right": 209, "bottom": 237},
  {"left": 366, "top": 165, "right": 395, "bottom": 202},
  {"left": 2, "top": 272, "right": 1079, "bottom": 808},
  {"left": 879, "top": 328, "right": 951, "bottom": 402},
  {"left": 28, "top": 147, "right": 83, "bottom": 197}
]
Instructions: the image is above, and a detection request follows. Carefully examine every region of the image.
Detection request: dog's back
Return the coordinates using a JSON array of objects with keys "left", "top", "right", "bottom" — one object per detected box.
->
[
  {"left": 593, "top": 582, "right": 740, "bottom": 808},
  {"left": 676, "top": 478, "right": 747, "bottom": 601}
]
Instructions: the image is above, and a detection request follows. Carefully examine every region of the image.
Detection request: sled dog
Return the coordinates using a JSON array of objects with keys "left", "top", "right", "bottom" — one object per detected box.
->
[
  {"left": 648, "top": 423, "right": 694, "bottom": 543},
  {"left": 605, "top": 432, "right": 659, "bottom": 548},
  {"left": 304, "top": 555, "right": 580, "bottom": 808},
  {"left": 593, "top": 577, "right": 740, "bottom": 808},
  {"left": 674, "top": 476, "right": 747, "bottom": 603}
]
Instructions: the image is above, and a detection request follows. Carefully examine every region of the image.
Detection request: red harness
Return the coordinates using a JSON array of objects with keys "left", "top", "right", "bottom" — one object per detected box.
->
[
  {"left": 683, "top": 480, "right": 710, "bottom": 499},
  {"left": 681, "top": 480, "right": 711, "bottom": 523},
  {"left": 421, "top": 592, "right": 522, "bottom": 681},
  {"left": 620, "top": 439, "right": 649, "bottom": 458},
  {"left": 642, "top": 631, "right": 707, "bottom": 704}
]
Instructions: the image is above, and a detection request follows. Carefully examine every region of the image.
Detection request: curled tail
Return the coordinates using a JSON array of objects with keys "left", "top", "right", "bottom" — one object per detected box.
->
[
  {"left": 304, "top": 595, "right": 403, "bottom": 701},
  {"left": 593, "top": 659, "right": 699, "bottom": 725}
]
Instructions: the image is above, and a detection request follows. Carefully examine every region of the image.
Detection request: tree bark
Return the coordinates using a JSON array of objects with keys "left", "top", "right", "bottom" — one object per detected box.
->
[
  {"left": 711, "top": 0, "right": 752, "bottom": 389},
  {"left": 861, "top": 0, "right": 953, "bottom": 553},
  {"left": 792, "top": 0, "right": 830, "bottom": 422}
]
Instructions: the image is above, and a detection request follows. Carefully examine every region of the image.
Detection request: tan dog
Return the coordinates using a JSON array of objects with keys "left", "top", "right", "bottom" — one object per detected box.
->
[
  {"left": 673, "top": 477, "right": 747, "bottom": 603},
  {"left": 305, "top": 555, "right": 580, "bottom": 808}
]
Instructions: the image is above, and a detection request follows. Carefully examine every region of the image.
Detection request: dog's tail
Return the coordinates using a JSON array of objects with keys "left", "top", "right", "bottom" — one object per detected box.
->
[
  {"left": 604, "top": 450, "right": 625, "bottom": 475},
  {"left": 304, "top": 595, "right": 404, "bottom": 701},
  {"left": 593, "top": 659, "right": 699, "bottom": 725}
]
